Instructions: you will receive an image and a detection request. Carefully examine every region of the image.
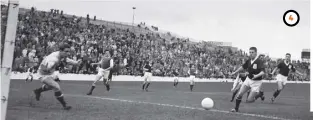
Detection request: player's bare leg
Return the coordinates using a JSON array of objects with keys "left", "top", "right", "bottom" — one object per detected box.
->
[
  {"left": 34, "top": 76, "right": 71, "bottom": 110},
  {"left": 25, "top": 73, "right": 33, "bottom": 82},
  {"left": 106, "top": 71, "right": 113, "bottom": 91},
  {"left": 231, "top": 89, "right": 239, "bottom": 102},
  {"left": 173, "top": 79, "right": 176, "bottom": 87},
  {"left": 103, "top": 78, "right": 110, "bottom": 91},
  {"left": 87, "top": 75, "right": 102, "bottom": 95},
  {"left": 145, "top": 77, "right": 151, "bottom": 92},
  {"left": 33, "top": 84, "right": 53, "bottom": 101},
  {"left": 174, "top": 78, "right": 179, "bottom": 88},
  {"left": 142, "top": 75, "right": 150, "bottom": 92},
  {"left": 246, "top": 90, "right": 250, "bottom": 102},
  {"left": 231, "top": 85, "right": 250, "bottom": 112},
  {"left": 246, "top": 91, "right": 259, "bottom": 103},
  {"left": 254, "top": 90, "right": 265, "bottom": 101},
  {"left": 271, "top": 81, "right": 285, "bottom": 103},
  {"left": 142, "top": 81, "right": 150, "bottom": 92},
  {"left": 145, "top": 82, "right": 150, "bottom": 92},
  {"left": 142, "top": 81, "right": 146, "bottom": 91},
  {"left": 142, "top": 77, "right": 147, "bottom": 91}
]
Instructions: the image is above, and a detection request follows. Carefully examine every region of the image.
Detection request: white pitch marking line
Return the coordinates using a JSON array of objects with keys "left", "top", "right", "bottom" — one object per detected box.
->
[
  {"left": 62, "top": 83, "right": 230, "bottom": 95},
  {"left": 66, "top": 94, "right": 294, "bottom": 120},
  {"left": 182, "top": 91, "right": 230, "bottom": 95}
]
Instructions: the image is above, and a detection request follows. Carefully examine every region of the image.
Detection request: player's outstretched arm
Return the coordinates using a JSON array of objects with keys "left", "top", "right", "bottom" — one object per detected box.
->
[
  {"left": 231, "top": 66, "right": 243, "bottom": 76},
  {"left": 252, "top": 71, "right": 265, "bottom": 80},
  {"left": 66, "top": 58, "right": 82, "bottom": 65},
  {"left": 91, "top": 60, "right": 102, "bottom": 66},
  {"left": 291, "top": 65, "right": 304, "bottom": 76},
  {"left": 143, "top": 64, "right": 148, "bottom": 71},
  {"left": 295, "top": 70, "right": 304, "bottom": 76}
]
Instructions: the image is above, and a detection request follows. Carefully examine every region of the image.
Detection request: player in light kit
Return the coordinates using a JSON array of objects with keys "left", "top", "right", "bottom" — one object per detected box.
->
[
  {"left": 270, "top": 53, "right": 304, "bottom": 103},
  {"left": 33, "top": 44, "right": 81, "bottom": 110},
  {"left": 173, "top": 69, "right": 179, "bottom": 88},
  {"left": 142, "top": 61, "right": 153, "bottom": 92},
  {"left": 188, "top": 64, "right": 197, "bottom": 92},
  {"left": 230, "top": 47, "right": 265, "bottom": 112},
  {"left": 87, "top": 50, "right": 113, "bottom": 95}
]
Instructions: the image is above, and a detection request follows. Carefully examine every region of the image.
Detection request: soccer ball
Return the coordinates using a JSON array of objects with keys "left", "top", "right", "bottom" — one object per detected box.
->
[{"left": 201, "top": 97, "right": 214, "bottom": 110}]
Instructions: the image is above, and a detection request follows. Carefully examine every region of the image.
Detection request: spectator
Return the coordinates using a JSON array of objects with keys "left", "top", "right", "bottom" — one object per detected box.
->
[{"left": 4, "top": 6, "right": 309, "bottom": 82}]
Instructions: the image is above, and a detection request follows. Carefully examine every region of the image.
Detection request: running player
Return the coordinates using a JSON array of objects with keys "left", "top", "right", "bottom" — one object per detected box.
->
[
  {"left": 230, "top": 72, "right": 264, "bottom": 102},
  {"left": 270, "top": 53, "right": 304, "bottom": 103},
  {"left": 142, "top": 61, "right": 153, "bottom": 92},
  {"left": 33, "top": 44, "right": 81, "bottom": 110},
  {"left": 87, "top": 50, "right": 113, "bottom": 95},
  {"left": 188, "top": 64, "right": 197, "bottom": 92},
  {"left": 107, "top": 58, "right": 128, "bottom": 82},
  {"left": 173, "top": 69, "right": 179, "bottom": 88},
  {"left": 230, "top": 47, "right": 265, "bottom": 112}
]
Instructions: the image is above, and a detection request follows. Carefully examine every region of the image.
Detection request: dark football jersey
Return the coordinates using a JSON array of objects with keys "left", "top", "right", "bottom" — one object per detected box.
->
[
  {"left": 173, "top": 70, "right": 179, "bottom": 76},
  {"left": 144, "top": 64, "right": 152, "bottom": 72},
  {"left": 242, "top": 57, "right": 265, "bottom": 80},
  {"left": 277, "top": 61, "right": 296, "bottom": 77}
]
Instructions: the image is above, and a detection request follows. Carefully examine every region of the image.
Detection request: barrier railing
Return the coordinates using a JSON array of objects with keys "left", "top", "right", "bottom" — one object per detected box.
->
[{"left": 10, "top": 73, "right": 310, "bottom": 83}]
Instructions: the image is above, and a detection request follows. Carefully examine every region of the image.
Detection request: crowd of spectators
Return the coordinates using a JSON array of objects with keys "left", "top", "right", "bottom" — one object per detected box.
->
[{"left": 1, "top": 6, "right": 310, "bottom": 81}]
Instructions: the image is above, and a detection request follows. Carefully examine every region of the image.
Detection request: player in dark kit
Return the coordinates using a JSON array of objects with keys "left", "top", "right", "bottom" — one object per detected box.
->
[
  {"left": 230, "top": 47, "right": 265, "bottom": 112},
  {"left": 230, "top": 72, "right": 264, "bottom": 102},
  {"left": 270, "top": 53, "right": 304, "bottom": 103},
  {"left": 173, "top": 69, "right": 179, "bottom": 88},
  {"left": 87, "top": 50, "right": 113, "bottom": 95},
  {"left": 106, "top": 58, "right": 128, "bottom": 83},
  {"left": 142, "top": 61, "right": 153, "bottom": 92}
]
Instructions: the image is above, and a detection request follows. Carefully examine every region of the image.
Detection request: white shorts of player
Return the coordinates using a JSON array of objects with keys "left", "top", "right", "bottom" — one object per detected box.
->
[
  {"left": 233, "top": 81, "right": 243, "bottom": 91},
  {"left": 37, "top": 71, "right": 60, "bottom": 82},
  {"left": 276, "top": 74, "right": 288, "bottom": 86},
  {"left": 242, "top": 77, "right": 262, "bottom": 93},
  {"left": 98, "top": 68, "right": 110, "bottom": 80},
  {"left": 144, "top": 72, "right": 152, "bottom": 82},
  {"left": 27, "top": 71, "right": 33, "bottom": 76},
  {"left": 174, "top": 77, "right": 179, "bottom": 81},
  {"left": 37, "top": 71, "right": 61, "bottom": 91},
  {"left": 27, "top": 68, "right": 33, "bottom": 74},
  {"left": 190, "top": 75, "right": 195, "bottom": 85}
]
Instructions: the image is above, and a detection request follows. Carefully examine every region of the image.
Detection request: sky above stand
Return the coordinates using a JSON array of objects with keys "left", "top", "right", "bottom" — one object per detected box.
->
[{"left": 12, "top": 0, "right": 310, "bottom": 60}]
